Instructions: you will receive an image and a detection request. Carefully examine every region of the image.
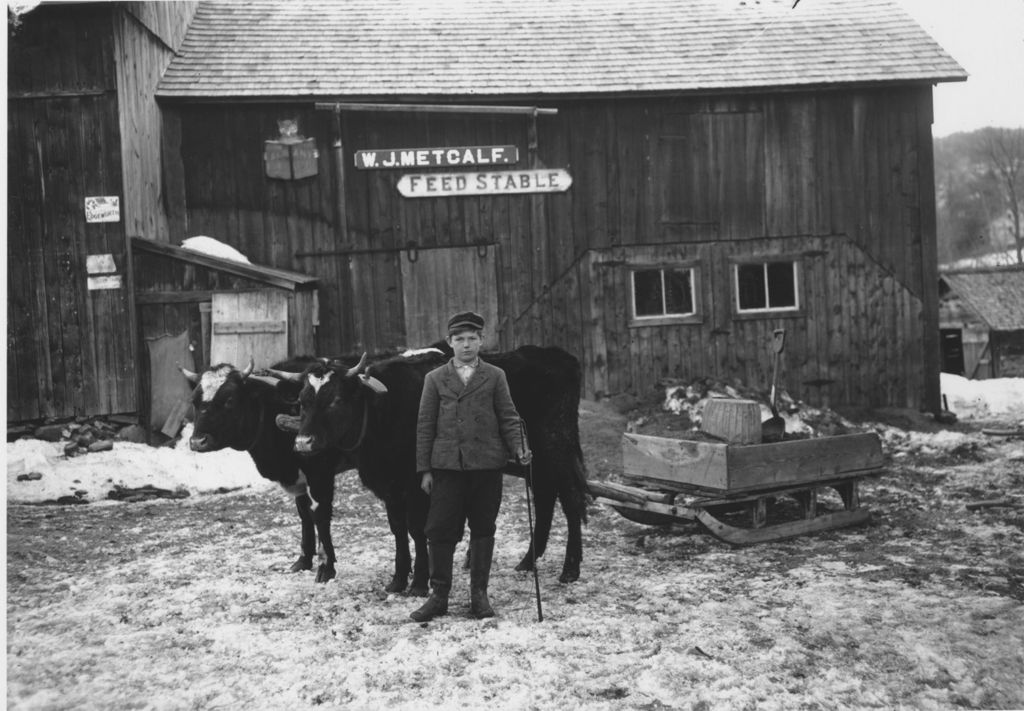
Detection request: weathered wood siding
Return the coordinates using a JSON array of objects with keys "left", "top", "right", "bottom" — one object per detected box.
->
[
  {"left": 6, "top": 2, "right": 198, "bottom": 422},
  {"left": 164, "top": 85, "right": 940, "bottom": 410},
  {"left": 7, "top": 4, "right": 137, "bottom": 421},
  {"left": 573, "top": 236, "right": 921, "bottom": 408},
  {"left": 113, "top": 2, "right": 199, "bottom": 243}
]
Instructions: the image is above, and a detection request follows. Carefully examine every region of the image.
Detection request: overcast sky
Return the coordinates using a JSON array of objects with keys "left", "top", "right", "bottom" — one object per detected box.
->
[{"left": 895, "top": 0, "right": 1024, "bottom": 137}]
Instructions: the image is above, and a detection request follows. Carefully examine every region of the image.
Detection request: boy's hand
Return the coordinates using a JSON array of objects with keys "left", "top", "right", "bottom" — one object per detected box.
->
[
  {"left": 516, "top": 448, "right": 532, "bottom": 466},
  {"left": 420, "top": 472, "right": 433, "bottom": 495}
]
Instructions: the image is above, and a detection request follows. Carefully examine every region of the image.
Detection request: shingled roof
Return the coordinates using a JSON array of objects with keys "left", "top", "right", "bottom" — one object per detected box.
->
[
  {"left": 156, "top": 0, "right": 966, "bottom": 100},
  {"left": 940, "top": 267, "right": 1024, "bottom": 332}
]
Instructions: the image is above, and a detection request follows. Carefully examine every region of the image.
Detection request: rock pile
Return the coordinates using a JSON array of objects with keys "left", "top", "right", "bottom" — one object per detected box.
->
[{"left": 9, "top": 416, "right": 153, "bottom": 457}]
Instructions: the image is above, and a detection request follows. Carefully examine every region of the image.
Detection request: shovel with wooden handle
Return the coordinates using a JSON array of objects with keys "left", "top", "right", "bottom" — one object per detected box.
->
[{"left": 762, "top": 329, "right": 786, "bottom": 442}]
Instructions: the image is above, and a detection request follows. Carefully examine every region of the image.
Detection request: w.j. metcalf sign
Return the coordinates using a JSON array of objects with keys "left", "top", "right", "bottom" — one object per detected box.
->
[{"left": 355, "top": 145, "right": 519, "bottom": 169}]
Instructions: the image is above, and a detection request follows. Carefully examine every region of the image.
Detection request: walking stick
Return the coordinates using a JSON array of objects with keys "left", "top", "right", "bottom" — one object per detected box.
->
[{"left": 519, "top": 420, "right": 543, "bottom": 622}]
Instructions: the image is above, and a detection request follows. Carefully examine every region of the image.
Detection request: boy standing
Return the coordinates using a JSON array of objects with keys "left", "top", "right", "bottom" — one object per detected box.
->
[{"left": 410, "top": 311, "right": 530, "bottom": 622}]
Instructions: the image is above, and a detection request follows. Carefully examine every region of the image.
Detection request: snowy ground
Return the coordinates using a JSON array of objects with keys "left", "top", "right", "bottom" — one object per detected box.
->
[{"left": 5, "top": 375, "right": 1024, "bottom": 710}]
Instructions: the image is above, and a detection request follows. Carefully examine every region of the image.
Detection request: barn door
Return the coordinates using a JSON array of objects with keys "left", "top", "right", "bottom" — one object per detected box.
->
[
  {"left": 400, "top": 245, "right": 499, "bottom": 350},
  {"left": 210, "top": 291, "right": 289, "bottom": 369},
  {"left": 940, "top": 328, "right": 965, "bottom": 375}
]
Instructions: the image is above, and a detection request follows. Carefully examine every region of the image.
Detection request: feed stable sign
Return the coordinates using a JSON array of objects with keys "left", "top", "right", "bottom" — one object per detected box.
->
[{"left": 397, "top": 169, "right": 573, "bottom": 198}]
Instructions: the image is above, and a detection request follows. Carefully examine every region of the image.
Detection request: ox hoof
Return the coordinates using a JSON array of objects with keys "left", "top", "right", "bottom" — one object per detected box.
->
[
  {"left": 558, "top": 569, "right": 580, "bottom": 584},
  {"left": 385, "top": 576, "right": 408, "bottom": 594},
  {"left": 290, "top": 556, "right": 314, "bottom": 573},
  {"left": 514, "top": 557, "right": 535, "bottom": 573},
  {"left": 315, "top": 564, "right": 336, "bottom": 583},
  {"left": 407, "top": 584, "right": 429, "bottom": 598}
]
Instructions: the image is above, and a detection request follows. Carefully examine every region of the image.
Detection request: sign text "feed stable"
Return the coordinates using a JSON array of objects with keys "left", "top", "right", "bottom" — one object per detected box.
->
[{"left": 397, "top": 169, "right": 573, "bottom": 198}]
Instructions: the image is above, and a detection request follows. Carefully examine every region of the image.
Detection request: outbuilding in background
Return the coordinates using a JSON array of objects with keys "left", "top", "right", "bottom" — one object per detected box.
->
[{"left": 938, "top": 265, "right": 1024, "bottom": 379}]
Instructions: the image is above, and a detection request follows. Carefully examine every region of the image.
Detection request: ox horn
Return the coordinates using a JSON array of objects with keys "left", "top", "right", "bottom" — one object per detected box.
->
[
  {"left": 345, "top": 352, "right": 369, "bottom": 377},
  {"left": 359, "top": 373, "right": 388, "bottom": 394},
  {"left": 179, "top": 365, "right": 199, "bottom": 385},
  {"left": 264, "top": 368, "right": 303, "bottom": 383},
  {"left": 239, "top": 358, "right": 255, "bottom": 379}
]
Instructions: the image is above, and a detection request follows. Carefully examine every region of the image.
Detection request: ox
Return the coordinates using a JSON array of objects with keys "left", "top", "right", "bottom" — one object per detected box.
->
[
  {"left": 181, "top": 358, "right": 351, "bottom": 583},
  {"left": 277, "top": 345, "right": 589, "bottom": 595}
]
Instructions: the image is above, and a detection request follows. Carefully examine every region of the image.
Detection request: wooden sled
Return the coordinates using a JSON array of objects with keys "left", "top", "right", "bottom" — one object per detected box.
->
[{"left": 590, "top": 432, "right": 883, "bottom": 545}]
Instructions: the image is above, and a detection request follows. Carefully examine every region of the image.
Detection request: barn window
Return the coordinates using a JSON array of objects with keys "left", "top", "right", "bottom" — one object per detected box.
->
[
  {"left": 733, "top": 259, "right": 800, "bottom": 314},
  {"left": 629, "top": 266, "right": 700, "bottom": 326}
]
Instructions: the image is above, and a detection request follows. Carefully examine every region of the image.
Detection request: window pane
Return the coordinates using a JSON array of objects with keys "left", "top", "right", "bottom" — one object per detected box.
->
[
  {"left": 633, "top": 270, "right": 664, "bottom": 316},
  {"left": 766, "top": 262, "right": 796, "bottom": 307},
  {"left": 664, "top": 269, "right": 694, "bottom": 314},
  {"left": 737, "top": 264, "right": 766, "bottom": 310}
]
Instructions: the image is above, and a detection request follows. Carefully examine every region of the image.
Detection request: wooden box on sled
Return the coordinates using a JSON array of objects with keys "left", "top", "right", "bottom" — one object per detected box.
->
[{"left": 621, "top": 432, "right": 884, "bottom": 496}]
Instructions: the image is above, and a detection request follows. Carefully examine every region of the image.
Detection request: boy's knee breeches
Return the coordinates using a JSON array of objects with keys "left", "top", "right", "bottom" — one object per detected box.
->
[{"left": 425, "top": 469, "right": 503, "bottom": 544}]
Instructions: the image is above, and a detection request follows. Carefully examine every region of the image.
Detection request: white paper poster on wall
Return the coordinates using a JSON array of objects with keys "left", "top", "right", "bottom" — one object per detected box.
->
[{"left": 84, "top": 196, "right": 120, "bottom": 223}]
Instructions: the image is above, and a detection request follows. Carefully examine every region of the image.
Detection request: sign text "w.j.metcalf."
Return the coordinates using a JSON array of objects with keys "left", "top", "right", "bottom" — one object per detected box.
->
[{"left": 355, "top": 145, "right": 518, "bottom": 170}]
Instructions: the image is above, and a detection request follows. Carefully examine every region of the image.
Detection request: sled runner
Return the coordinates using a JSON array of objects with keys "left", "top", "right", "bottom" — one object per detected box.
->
[{"left": 590, "top": 432, "right": 884, "bottom": 545}]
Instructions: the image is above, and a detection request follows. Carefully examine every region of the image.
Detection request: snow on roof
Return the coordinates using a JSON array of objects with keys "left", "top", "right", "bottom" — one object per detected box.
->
[{"left": 181, "top": 236, "right": 251, "bottom": 264}]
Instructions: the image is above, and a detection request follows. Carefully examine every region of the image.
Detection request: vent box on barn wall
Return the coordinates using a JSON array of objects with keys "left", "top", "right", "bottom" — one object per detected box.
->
[{"left": 264, "top": 138, "right": 319, "bottom": 180}]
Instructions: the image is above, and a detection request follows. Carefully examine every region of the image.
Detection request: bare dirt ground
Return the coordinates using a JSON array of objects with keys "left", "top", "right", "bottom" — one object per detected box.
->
[{"left": 6, "top": 396, "right": 1024, "bottom": 710}]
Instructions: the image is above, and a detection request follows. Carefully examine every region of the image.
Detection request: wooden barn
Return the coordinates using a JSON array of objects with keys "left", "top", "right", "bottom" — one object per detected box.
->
[
  {"left": 153, "top": 0, "right": 965, "bottom": 412},
  {"left": 7, "top": 0, "right": 967, "bottom": 423},
  {"left": 938, "top": 266, "right": 1024, "bottom": 379},
  {"left": 6, "top": 1, "right": 199, "bottom": 422}
]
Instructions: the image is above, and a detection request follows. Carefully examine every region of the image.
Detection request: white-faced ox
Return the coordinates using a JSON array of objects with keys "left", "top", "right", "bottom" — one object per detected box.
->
[
  {"left": 181, "top": 358, "right": 352, "bottom": 583},
  {"left": 277, "top": 346, "right": 589, "bottom": 596}
]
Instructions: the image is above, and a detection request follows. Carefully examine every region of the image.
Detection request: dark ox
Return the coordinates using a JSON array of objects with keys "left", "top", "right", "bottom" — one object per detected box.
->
[
  {"left": 279, "top": 345, "right": 589, "bottom": 594},
  {"left": 182, "top": 358, "right": 351, "bottom": 583}
]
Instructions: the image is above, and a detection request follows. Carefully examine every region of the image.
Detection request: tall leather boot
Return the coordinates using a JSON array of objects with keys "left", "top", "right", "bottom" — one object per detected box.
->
[
  {"left": 410, "top": 543, "right": 454, "bottom": 622},
  {"left": 469, "top": 536, "right": 496, "bottom": 619}
]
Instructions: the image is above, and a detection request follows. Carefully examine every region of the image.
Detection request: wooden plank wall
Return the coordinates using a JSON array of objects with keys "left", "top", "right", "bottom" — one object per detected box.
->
[
  {"left": 516, "top": 90, "right": 937, "bottom": 409},
  {"left": 166, "top": 85, "right": 939, "bottom": 410},
  {"left": 7, "top": 4, "right": 137, "bottom": 421},
  {"left": 112, "top": 3, "right": 199, "bottom": 244},
  {"left": 575, "top": 236, "right": 921, "bottom": 407}
]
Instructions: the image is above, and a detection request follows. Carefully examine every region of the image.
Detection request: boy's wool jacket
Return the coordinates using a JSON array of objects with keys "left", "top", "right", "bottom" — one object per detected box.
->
[{"left": 416, "top": 358, "right": 523, "bottom": 473}]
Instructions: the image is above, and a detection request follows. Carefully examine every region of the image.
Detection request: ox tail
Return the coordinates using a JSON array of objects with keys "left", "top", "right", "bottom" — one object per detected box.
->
[{"left": 568, "top": 442, "right": 590, "bottom": 525}]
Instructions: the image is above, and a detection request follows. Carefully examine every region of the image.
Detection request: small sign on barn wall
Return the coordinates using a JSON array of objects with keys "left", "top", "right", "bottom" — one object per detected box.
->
[
  {"left": 264, "top": 138, "right": 319, "bottom": 180},
  {"left": 396, "top": 169, "right": 573, "bottom": 198},
  {"left": 355, "top": 145, "right": 519, "bottom": 170},
  {"left": 84, "top": 196, "right": 120, "bottom": 223},
  {"left": 86, "top": 252, "right": 122, "bottom": 290}
]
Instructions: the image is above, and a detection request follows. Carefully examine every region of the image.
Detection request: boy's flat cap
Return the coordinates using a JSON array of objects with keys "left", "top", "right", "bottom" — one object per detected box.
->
[{"left": 447, "top": 311, "right": 485, "bottom": 332}]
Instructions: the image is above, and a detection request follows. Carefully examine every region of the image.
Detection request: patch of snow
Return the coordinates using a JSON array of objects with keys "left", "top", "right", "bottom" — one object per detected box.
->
[
  {"left": 180, "top": 236, "right": 251, "bottom": 264},
  {"left": 6, "top": 423, "right": 272, "bottom": 504},
  {"left": 941, "top": 248, "right": 1023, "bottom": 270},
  {"left": 940, "top": 373, "right": 1024, "bottom": 423}
]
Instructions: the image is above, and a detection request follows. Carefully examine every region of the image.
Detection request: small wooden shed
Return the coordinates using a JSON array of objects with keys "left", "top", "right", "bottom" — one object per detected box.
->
[
  {"left": 938, "top": 266, "right": 1024, "bottom": 379},
  {"left": 130, "top": 237, "right": 318, "bottom": 432}
]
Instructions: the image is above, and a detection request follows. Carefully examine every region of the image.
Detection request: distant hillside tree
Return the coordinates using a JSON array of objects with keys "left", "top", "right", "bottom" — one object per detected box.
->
[
  {"left": 935, "top": 128, "right": 1024, "bottom": 266},
  {"left": 977, "top": 127, "right": 1023, "bottom": 265},
  {"left": 935, "top": 133, "right": 999, "bottom": 263}
]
